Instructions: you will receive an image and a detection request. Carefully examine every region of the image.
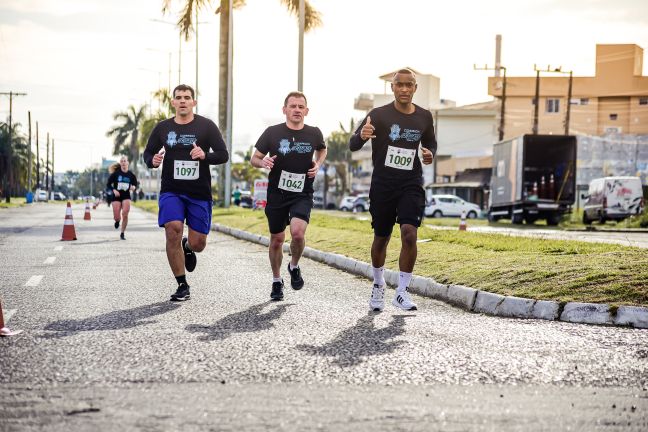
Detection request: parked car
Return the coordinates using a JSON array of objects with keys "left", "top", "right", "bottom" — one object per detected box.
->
[
  {"left": 52, "top": 192, "right": 66, "bottom": 201},
  {"left": 582, "top": 176, "right": 645, "bottom": 224},
  {"left": 352, "top": 195, "right": 370, "bottom": 212},
  {"left": 339, "top": 194, "right": 369, "bottom": 212},
  {"left": 35, "top": 190, "right": 47, "bottom": 201},
  {"left": 240, "top": 195, "right": 253, "bottom": 208},
  {"left": 313, "top": 194, "right": 336, "bottom": 210},
  {"left": 425, "top": 194, "right": 481, "bottom": 218}
]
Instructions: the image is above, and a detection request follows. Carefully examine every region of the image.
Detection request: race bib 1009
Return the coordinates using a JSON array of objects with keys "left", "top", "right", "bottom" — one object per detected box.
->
[
  {"left": 385, "top": 146, "right": 415, "bottom": 170},
  {"left": 174, "top": 160, "right": 199, "bottom": 180},
  {"left": 278, "top": 170, "right": 305, "bottom": 192}
]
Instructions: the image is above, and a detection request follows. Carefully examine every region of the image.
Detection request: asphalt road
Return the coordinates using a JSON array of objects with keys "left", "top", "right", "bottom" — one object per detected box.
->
[{"left": 1, "top": 203, "right": 647, "bottom": 431}]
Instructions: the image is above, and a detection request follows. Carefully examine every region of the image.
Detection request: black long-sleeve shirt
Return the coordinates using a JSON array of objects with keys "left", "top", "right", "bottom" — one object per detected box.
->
[
  {"left": 143, "top": 114, "right": 229, "bottom": 201},
  {"left": 349, "top": 102, "right": 436, "bottom": 188}
]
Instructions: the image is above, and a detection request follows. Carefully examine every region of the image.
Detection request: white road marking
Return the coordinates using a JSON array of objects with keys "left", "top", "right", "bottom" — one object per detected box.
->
[
  {"left": 44, "top": 256, "right": 57, "bottom": 264},
  {"left": 25, "top": 275, "right": 44, "bottom": 286},
  {"left": 54, "top": 246, "right": 63, "bottom": 251}
]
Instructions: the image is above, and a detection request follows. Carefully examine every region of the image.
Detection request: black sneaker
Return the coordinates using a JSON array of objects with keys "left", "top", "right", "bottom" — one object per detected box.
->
[
  {"left": 114, "top": 220, "right": 120, "bottom": 229},
  {"left": 287, "top": 264, "right": 304, "bottom": 290},
  {"left": 120, "top": 233, "right": 125, "bottom": 240},
  {"left": 170, "top": 283, "right": 191, "bottom": 301},
  {"left": 182, "top": 237, "right": 197, "bottom": 272},
  {"left": 270, "top": 280, "right": 284, "bottom": 301}
]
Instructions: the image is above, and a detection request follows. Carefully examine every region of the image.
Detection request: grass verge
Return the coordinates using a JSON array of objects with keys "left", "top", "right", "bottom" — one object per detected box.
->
[{"left": 134, "top": 202, "right": 648, "bottom": 307}]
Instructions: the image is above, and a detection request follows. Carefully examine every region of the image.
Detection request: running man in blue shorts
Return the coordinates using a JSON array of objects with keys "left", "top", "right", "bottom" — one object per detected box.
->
[
  {"left": 349, "top": 69, "right": 436, "bottom": 312},
  {"left": 143, "top": 84, "right": 229, "bottom": 301}
]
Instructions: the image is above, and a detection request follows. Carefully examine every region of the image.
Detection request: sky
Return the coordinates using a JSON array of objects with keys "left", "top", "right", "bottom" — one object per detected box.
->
[{"left": 1, "top": 0, "right": 648, "bottom": 172}]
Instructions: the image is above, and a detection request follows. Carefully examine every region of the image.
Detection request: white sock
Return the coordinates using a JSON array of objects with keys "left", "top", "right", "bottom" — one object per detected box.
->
[
  {"left": 273, "top": 277, "right": 282, "bottom": 283},
  {"left": 289, "top": 262, "right": 298, "bottom": 271},
  {"left": 398, "top": 272, "right": 412, "bottom": 292},
  {"left": 372, "top": 266, "right": 385, "bottom": 286}
]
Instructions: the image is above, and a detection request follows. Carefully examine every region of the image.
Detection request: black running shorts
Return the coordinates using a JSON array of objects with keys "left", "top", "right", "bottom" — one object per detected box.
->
[
  {"left": 369, "top": 183, "right": 425, "bottom": 237},
  {"left": 265, "top": 191, "right": 313, "bottom": 234}
]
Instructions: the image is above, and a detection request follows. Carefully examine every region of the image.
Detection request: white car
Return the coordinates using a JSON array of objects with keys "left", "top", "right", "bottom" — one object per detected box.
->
[
  {"left": 425, "top": 194, "right": 481, "bottom": 218},
  {"left": 339, "top": 194, "right": 369, "bottom": 212}
]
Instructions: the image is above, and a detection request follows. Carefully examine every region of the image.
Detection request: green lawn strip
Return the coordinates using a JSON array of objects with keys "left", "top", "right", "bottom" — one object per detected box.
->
[
  {"left": 0, "top": 197, "right": 27, "bottom": 208},
  {"left": 134, "top": 203, "right": 648, "bottom": 307}
]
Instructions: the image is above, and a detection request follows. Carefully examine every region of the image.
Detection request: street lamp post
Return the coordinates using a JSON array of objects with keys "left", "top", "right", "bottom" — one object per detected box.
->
[
  {"left": 532, "top": 67, "right": 541, "bottom": 135},
  {"left": 151, "top": 19, "right": 182, "bottom": 85},
  {"left": 537, "top": 66, "right": 574, "bottom": 135},
  {"left": 474, "top": 64, "right": 507, "bottom": 141}
]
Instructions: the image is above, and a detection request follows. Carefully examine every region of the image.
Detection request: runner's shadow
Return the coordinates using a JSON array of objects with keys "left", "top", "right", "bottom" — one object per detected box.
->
[
  {"left": 296, "top": 313, "right": 415, "bottom": 367},
  {"left": 186, "top": 301, "right": 294, "bottom": 342},
  {"left": 42, "top": 301, "right": 180, "bottom": 338}
]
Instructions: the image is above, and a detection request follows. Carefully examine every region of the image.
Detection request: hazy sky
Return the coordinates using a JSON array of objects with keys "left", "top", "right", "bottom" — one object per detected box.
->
[{"left": 2, "top": 0, "right": 648, "bottom": 171}]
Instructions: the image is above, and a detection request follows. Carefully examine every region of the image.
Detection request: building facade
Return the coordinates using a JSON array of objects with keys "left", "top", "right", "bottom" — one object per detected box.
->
[{"left": 488, "top": 44, "right": 648, "bottom": 139}]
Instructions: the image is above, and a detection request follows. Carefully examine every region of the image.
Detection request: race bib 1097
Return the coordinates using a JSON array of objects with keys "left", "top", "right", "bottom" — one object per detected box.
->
[{"left": 174, "top": 160, "right": 199, "bottom": 180}]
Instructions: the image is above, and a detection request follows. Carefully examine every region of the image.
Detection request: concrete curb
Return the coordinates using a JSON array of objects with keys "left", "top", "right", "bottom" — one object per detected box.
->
[{"left": 212, "top": 224, "right": 648, "bottom": 330}]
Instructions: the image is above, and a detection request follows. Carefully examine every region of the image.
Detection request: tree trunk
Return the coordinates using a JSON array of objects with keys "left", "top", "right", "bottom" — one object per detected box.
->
[{"left": 216, "top": 0, "right": 230, "bottom": 205}]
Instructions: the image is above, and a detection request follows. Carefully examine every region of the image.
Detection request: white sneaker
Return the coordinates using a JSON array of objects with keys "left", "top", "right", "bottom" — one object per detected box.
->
[
  {"left": 369, "top": 284, "right": 385, "bottom": 311},
  {"left": 392, "top": 289, "right": 417, "bottom": 311}
]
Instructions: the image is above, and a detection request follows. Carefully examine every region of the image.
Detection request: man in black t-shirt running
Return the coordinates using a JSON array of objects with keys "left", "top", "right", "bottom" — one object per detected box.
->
[
  {"left": 143, "top": 84, "right": 229, "bottom": 302},
  {"left": 250, "top": 91, "right": 327, "bottom": 301},
  {"left": 349, "top": 69, "right": 436, "bottom": 312}
]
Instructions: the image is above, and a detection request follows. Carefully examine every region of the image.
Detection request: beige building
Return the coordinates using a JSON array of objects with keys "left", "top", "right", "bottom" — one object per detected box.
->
[{"left": 488, "top": 44, "right": 648, "bottom": 139}]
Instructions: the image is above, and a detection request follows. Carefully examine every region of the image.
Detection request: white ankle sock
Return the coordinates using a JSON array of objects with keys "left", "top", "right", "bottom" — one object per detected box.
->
[
  {"left": 289, "top": 262, "right": 298, "bottom": 271},
  {"left": 398, "top": 272, "right": 412, "bottom": 292},
  {"left": 372, "top": 266, "right": 385, "bottom": 286},
  {"left": 273, "top": 277, "right": 282, "bottom": 283}
]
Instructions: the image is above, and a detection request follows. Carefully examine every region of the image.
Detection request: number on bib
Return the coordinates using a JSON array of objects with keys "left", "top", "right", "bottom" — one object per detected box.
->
[
  {"left": 279, "top": 170, "right": 306, "bottom": 193},
  {"left": 385, "top": 146, "right": 415, "bottom": 170},
  {"left": 174, "top": 160, "right": 200, "bottom": 180}
]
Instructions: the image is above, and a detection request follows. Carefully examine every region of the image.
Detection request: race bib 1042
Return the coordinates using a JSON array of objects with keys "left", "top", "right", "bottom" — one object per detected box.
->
[
  {"left": 174, "top": 160, "right": 199, "bottom": 180},
  {"left": 385, "top": 146, "right": 415, "bottom": 170},
  {"left": 278, "top": 170, "right": 305, "bottom": 192}
]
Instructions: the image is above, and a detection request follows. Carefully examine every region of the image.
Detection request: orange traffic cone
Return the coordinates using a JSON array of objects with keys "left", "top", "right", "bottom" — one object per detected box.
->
[
  {"left": 459, "top": 210, "right": 467, "bottom": 231},
  {"left": 61, "top": 201, "right": 77, "bottom": 241},
  {"left": 83, "top": 200, "right": 91, "bottom": 221},
  {"left": 0, "top": 298, "right": 21, "bottom": 337}
]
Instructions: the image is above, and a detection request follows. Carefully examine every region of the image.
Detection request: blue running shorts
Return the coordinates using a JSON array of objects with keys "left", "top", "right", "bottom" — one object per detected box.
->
[{"left": 158, "top": 192, "right": 212, "bottom": 235}]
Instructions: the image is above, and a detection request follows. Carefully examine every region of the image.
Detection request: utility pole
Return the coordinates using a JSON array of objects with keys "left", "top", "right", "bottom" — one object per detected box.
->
[
  {"left": 36, "top": 122, "right": 40, "bottom": 189},
  {"left": 536, "top": 65, "right": 573, "bottom": 135},
  {"left": 46, "top": 133, "right": 50, "bottom": 201},
  {"left": 532, "top": 67, "right": 541, "bottom": 135},
  {"left": 0, "top": 91, "right": 27, "bottom": 203},
  {"left": 474, "top": 64, "right": 507, "bottom": 141},
  {"left": 51, "top": 139, "right": 55, "bottom": 194}
]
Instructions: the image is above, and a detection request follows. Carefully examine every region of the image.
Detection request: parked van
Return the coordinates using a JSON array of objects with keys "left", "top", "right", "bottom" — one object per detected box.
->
[{"left": 582, "top": 176, "right": 645, "bottom": 224}]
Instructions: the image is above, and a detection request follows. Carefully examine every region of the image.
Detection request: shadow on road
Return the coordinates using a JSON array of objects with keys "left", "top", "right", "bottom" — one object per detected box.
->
[
  {"left": 296, "top": 313, "right": 415, "bottom": 367},
  {"left": 42, "top": 301, "right": 181, "bottom": 338},
  {"left": 186, "top": 301, "right": 294, "bottom": 342}
]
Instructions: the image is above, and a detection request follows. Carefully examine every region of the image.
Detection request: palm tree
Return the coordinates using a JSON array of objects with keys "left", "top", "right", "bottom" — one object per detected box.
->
[
  {"left": 0, "top": 121, "right": 30, "bottom": 199},
  {"left": 162, "top": 0, "right": 322, "bottom": 132},
  {"left": 325, "top": 119, "right": 356, "bottom": 195},
  {"left": 105, "top": 104, "right": 147, "bottom": 167}
]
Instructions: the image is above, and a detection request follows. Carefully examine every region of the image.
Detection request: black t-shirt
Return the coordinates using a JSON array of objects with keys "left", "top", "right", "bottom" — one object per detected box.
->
[
  {"left": 255, "top": 123, "right": 326, "bottom": 194},
  {"left": 143, "top": 114, "right": 229, "bottom": 201},
  {"left": 349, "top": 103, "right": 436, "bottom": 188},
  {"left": 107, "top": 170, "right": 138, "bottom": 195}
]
